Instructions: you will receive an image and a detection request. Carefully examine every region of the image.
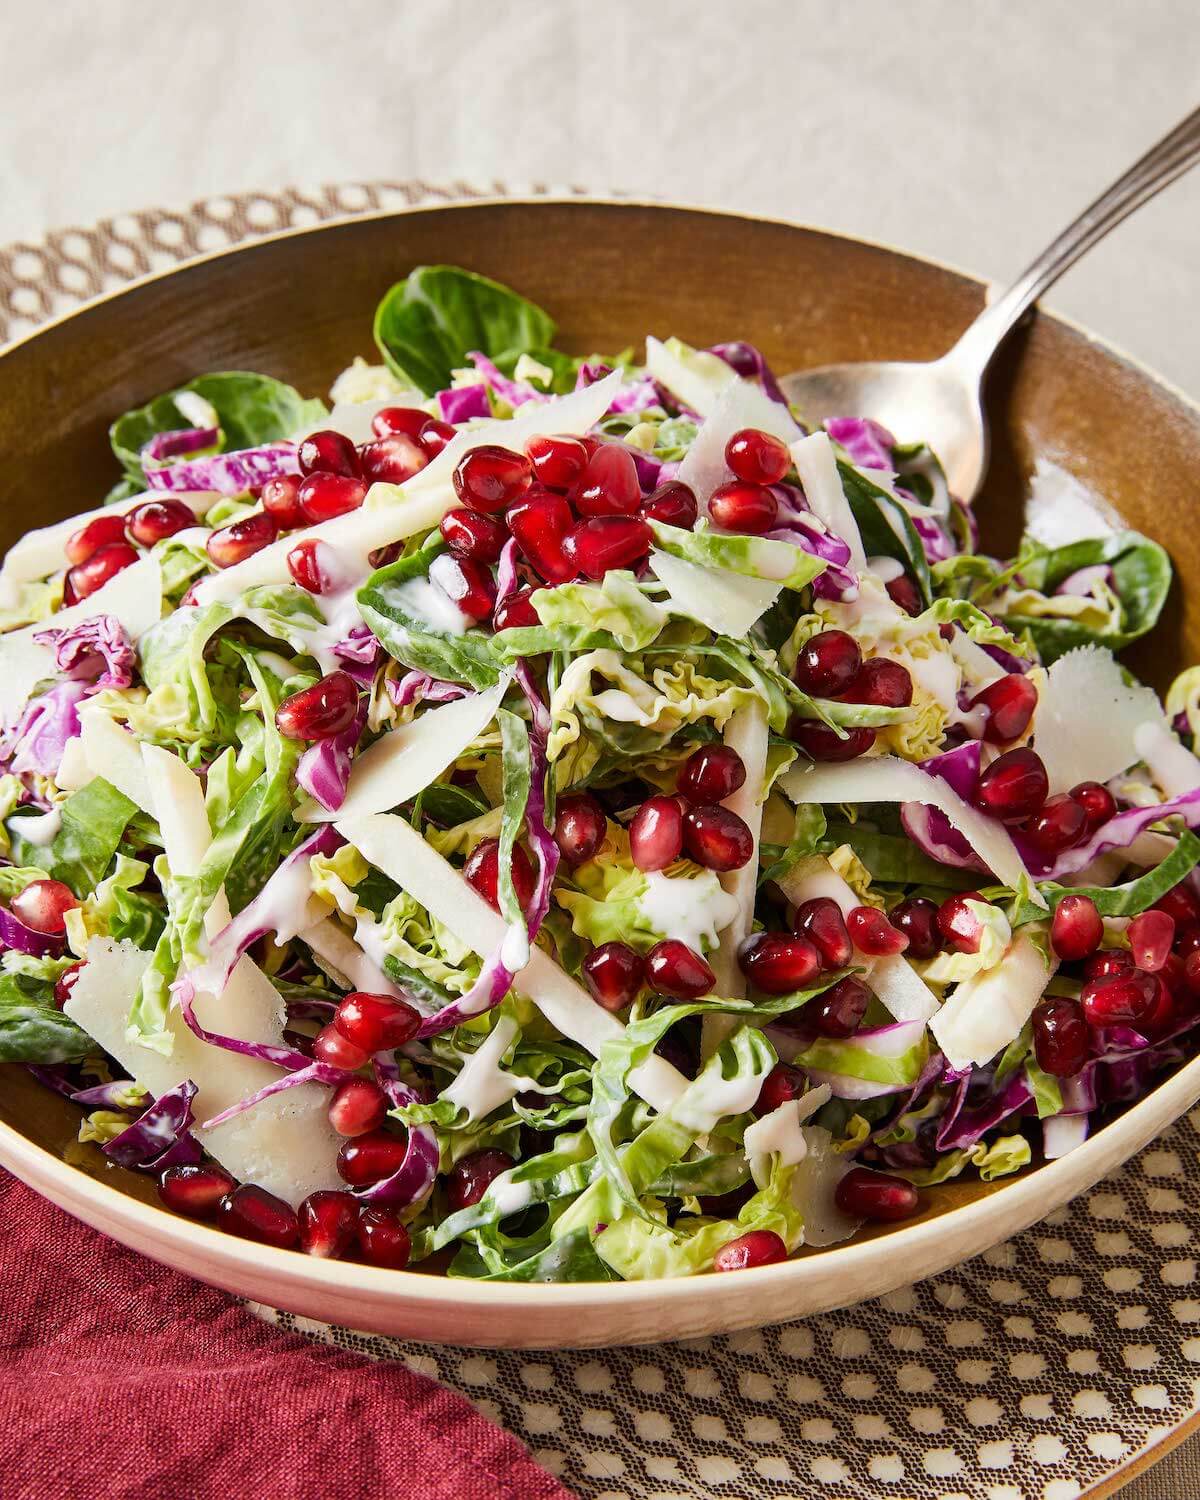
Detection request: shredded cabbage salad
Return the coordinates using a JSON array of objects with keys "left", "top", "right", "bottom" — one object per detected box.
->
[{"left": 3, "top": 265, "right": 1194, "bottom": 1280}]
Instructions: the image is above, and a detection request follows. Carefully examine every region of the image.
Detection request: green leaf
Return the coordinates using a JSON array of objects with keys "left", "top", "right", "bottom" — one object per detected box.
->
[
  {"left": 647, "top": 519, "right": 828, "bottom": 592},
  {"left": 111, "top": 372, "right": 325, "bottom": 481},
  {"left": 373, "top": 266, "right": 557, "bottom": 396},
  {"left": 358, "top": 539, "right": 502, "bottom": 690},
  {"left": 999, "top": 530, "right": 1171, "bottom": 662},
  {"left": 0, "top": 973, "right": 93, "bottom": 1062},
  {"left": 7, "top": 779, "right": 136, "bottom": 896},
  {"left": 1005, "top": 832, "right": 1200, "bottom": 924},
  {"left": 838, "top": 461, "right": 933, "bottom": 606},
  {"left": 821, "top": 821, "right": 980, "bottom": 890}
]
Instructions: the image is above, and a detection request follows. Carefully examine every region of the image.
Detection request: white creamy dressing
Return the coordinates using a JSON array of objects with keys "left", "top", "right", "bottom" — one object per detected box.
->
[
  {"left": 638, "top": 870, "right": 739, "bottom": 954},
  {"left": 256, "top": 651, "right": 296, "bottom": 683},
  {"left": 500, "top": 920, "right": 531, "bottom": 973},
  {"left": 440, "top": 1014, "right": 536, "bottom": 1124},
  {"left": 902, "top": 646, "right": 961, "bottom": 716},
  {"left": 670, "top": 1047, "right": 774, "bottom": 1133},
  {"left": 487, "top": 1174, "right": 535, "bottom": 1217},
  {"left": 16, "top": 806, "right": 62, "bottom": 846},
  {"left": 392, "top": 572, "right": 473, "bottom": 637},
  {"left": 865, "top": 554, "right": 904, "bottom": 584},
  {"left": 742, "top": 1084, "right": 831, "bottom": 1183}
]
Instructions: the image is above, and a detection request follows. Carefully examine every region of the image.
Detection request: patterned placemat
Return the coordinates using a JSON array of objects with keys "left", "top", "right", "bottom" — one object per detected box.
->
[{"left": 5, "top": 181, "right": 1200, "bottom": 1500}]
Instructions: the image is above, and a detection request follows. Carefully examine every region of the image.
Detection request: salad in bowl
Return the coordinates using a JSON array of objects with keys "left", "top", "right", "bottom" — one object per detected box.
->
[{"left": 0, "top": 264, "right": 1193, "bottom": 1283}]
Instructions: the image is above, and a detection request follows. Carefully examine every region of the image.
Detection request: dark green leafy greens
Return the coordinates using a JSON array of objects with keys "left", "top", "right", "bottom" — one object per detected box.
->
[
  {"left": 8, "top": 779, "right": 136, "bottom": 897},
  {"left": 0, "top": 974, "right": 93, "bottom": 1062}
]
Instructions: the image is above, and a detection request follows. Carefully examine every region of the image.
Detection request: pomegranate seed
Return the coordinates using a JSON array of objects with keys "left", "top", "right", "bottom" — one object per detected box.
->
[
  {"left": 297, "top": 472, "right": 367, "bottom": 523},
  {"left": 158, "top": 1162, "right": 235, "bottom": 1219},
  {"left": 1083, "top": 948, "right": 1136, "bottom": 981},
  {"left": 312, "top": 1024, "right": 369, "bottom": 1071},
  {"left": 298, "top": 1190, "right": 360, "bottom": 1258},
  {"left": 725, "top": 427, "right": 790, "bottom": 485},
  {"left": 794, "top": 897, "right": 854, "bottom": 968},
  {"left": 713, "top": 1230, "right": 788, "bottom": 1271},
  {"left": 708, "top": 480, "right": 777, "bottom": 533},
  {"left": 65, "top": 514, "right": 128, "bottom": 565},
  {"left": 419, "top": 419, "right": 456, "bottom": 457},
  {"left": 847, "top": 905, "right": 909, "bottom": 956},
  {"left": 976, "top": 747, "right": 1048, "bottom": 821},
  {"left": 1032, "top": 997, "right": 1090, "bottom": 1076},
  {"left": 358, "top": 433, "right": 428, "bottom": 485},
  {"left": 790, "top": 720, "right": 877, "bottom": 761},
  {"left": 439, "top": 507, "right": 508, "bottom": 564},
  {"left": 683, "top": 805, "right": 754, "bottom": 871},
  {"left": 844, "top": 657, "right": 913, "bottom": 708},
  {"left": 813, "top": 975, "right": 872, "bottom": 1038},
  {"left": 527, "top": 433, "right": 588, "bottom": 490},
  {"left": 885, "top": 574, "right": 922, "bottom": 616},
  {"left": 65, "top": 541, "right": 138, "bottom": 601},
  {"left": 334, "top": 992, "right": 421, "bottom": 1053},
  {"left": 463, "top": 837, "right": 536, "bottom": 912},
  {"left": 1129, "top": 909, "right": 1175, "bottom": 972},
  {"left": 1156, "top": 884, "right": 1200, "bottom": 926},
  {"left": 888, "top": 898, "right": 942, "bottom": 959},
  {"left": 678, "top": 745, "right": 746, "bottom": 806},
  {"left": 756, "top": 1062, "right": 807, "bottom": 1113},
  {"left": 971, "top": 673, "right": 1037, "bottom": 743},
  {"left": 562, "top": 516, "right": 653, "bottom": 579},
  {"left": 453, "top": 445, "right": 532, "bottom": 513},
  {"left": 11, "top": 878, "right": 77, "bottom": 934},
  {"left": 327, "top": 1078, "right": 389, "bottom": 1137},
  {"left": 1050, "top": 894, "right": 1104, "bottom": 961},
  {"left": 216, "top": 1184, "right": 299, "bottom": 1247},
  {"left": 507, "top": 489, "right": 575, "bottom": 583},
  {"left": 428, "top": 552, "right": 496, "bottom": 621},
  {"left": 298, "top": 429, "right": 360, "bottom": 478},
  {"left": 493, "top": 586, "right": 540, "bottom": 631},
  {"left": 646, "top": 940, "right": 715, "bottom": 998},
  {"left": 372, "top": 406, "right": 432, "bottom": 440},
  {"left": 630, "top": 796, "right": 685, "bottom": 871},
  {"left": 738, "top": 933, "right": 821, "bottom": 994},
  {"left": 261, "top": 474, "right": 306, "bottom": 528},
  {"left": 286, "top": 538, "right": 340, "bottom": 594},
  {"left": 275, "top": 671, "right": 359, "bottom": 740},
  {"left": 337, "top": 1130, "right": 409, "bottom": 1187},
  {"left": 125, "top": 498, "right": 193, "bottom": 546},
  {"left": 1024, "top": 793, "right": 1087, "bottom": 855},
  {"left": 937, "top": 894, "right": 984, "bottom": 953},
  {"left": 554, "top": 793, "right": 607, "bottom": 866},
  {"left": 1071, "top": 780, "right": 1117, "bottom": 832},
  {"left": 583, "top": 942, "right": 644, "bottom": 1011},
  {"left": 206, "top": 513, "right": 278, "bottom": 569},
  {"left": 1081, "top": 970, "right": 1158, "bottom": 1027},
  {"left": 53, "top": 961, "right": 84, "bottom": 1009},
  {"left": 572, "top": 444, "right": 642, "bottom": 516},
  {"left": 357, "top": 1207, "right": 412, "bottom": 1268},
  {"left": 641, "top": 481, "right": 698, "bottom": 529},
  {"left": 834, "top": 1167, "right": 921, "bottom": 1222},
  {"left": 446, "top": 1149, "right": 515, "bottom": 1213},
  {"left": 793, "top": 629, "right": 861, "bottom": 697}
]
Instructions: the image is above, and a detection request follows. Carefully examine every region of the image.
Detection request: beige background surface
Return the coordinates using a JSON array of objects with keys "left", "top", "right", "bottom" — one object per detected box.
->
[{"left": 2, "top": 3, "right": 1199, "bottom": 1495}]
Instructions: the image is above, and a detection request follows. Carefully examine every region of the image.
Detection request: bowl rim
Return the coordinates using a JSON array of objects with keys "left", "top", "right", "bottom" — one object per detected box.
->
[{"left": 3, "top": 195, "right": 1200, "bottom": 1314}]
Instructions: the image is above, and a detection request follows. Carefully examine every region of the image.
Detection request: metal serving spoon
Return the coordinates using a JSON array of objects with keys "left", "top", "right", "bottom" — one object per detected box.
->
[{"left": 779, "top": 104, "right": 1200, "bottom": 503}]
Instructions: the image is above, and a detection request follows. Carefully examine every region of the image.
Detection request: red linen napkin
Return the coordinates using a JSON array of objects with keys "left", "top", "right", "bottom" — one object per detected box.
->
[{"left": 0, "top": 1171, "right": 574, "bottom": 1500}]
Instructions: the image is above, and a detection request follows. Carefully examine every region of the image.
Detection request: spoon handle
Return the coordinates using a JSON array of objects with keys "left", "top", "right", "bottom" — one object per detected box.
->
[{"left": 949, "top": 103, "right": 1200, "bottom": 377}]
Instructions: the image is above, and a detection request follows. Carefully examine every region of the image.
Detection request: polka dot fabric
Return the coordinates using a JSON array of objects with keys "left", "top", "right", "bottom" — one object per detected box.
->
[{"left": 4, "top": 184, "right": 1200, "bottom": 1500}]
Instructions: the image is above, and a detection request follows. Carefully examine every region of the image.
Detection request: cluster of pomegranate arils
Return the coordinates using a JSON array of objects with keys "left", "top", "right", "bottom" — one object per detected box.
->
[
  {"left": 63, "top": 497, "right": 201, "bottom": 603},
  {"left": 1030, "top": 881, "right": 1200, "bottom": 1079},
  {"left": 156, "top": 983, "right": 518, "bottom": 1263}
]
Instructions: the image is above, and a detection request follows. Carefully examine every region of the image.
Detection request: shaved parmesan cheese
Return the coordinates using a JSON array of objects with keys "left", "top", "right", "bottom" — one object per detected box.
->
[
  {"left": 780, "top": 756, "right": 1040, "bottom": 903},
  {"left": 1134, "top": 720, "right": 1200, "bottom": 797},
  {"left": 650, "top": 548, "right": 780, "bottom": 636},
  {"left": 644, "top": 335, "right": 737, "bottom": 420},
  {"left": 297, "top": 399, "right": 396, "bottom": 446},
  {"left": 78, "top": 709, "right": 153, "bottom": 812},
  {"left": 298, "top": 673, "right": 510, "bottom": 823},
  {"left": 54, "top": 735, "right": 92, "bottom": 792},
  {"left": 195, "top": 372, "right": 622, "bottom": 605},
  {"left": 0, "top": 556, "right": 162, "bottom": 726},
  {"left": 676, "top": 375, "right": 801, "bottom": 504},
  {"left": 776, "top": 856, "right": 940, "bottom": 1023},
  {"left": 1034, "top": 646, "right": 1164, "bottom": 793},
  {"left": 1024, "top": 459, "right": 1118, "bottom": 549},
  {"left": 337, "top": 811, "right": 689, "bottom": 1115},
  {"left": 65, "top": 938, "right": 343, "bottom": 1207},
  {"left": 948, "top": 630, "right": 1006, "bottom": 689},
  {"left": 931, "top": 932, "right": 1055, "bottom": 1070},
  {"left": 0, "top": 495, "right": 211, "bottom": 605},
  {"left": 790, "top": 432, "right": 866, "bottom": 572},
  {"left": 141, "top": 745, "right": 223, "bottom": 924}
]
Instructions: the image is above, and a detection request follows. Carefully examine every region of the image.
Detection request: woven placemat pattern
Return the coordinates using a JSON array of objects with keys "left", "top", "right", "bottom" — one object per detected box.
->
[{"left": 5, "top": 181, "right": 1200, "bottom": 1500}]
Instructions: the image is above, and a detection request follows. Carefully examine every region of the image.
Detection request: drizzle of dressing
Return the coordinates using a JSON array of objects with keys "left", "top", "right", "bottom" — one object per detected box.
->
[
  {"left": 15, "top": 806, "right": 62, "bottom": 847},
  {"left": 639, "top": 871, "right": 739, "bottom": 954},
  {"left": 441, "top": 1014, "right": 537, "bottom": 1125}
]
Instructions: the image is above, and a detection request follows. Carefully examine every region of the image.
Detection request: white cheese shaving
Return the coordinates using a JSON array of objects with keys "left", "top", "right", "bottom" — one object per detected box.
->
[
  {"left": 675, "top": 373, "right": 801, "bottom": 505},
  {"left": 1134, "top": 720, "right": 1200, "bottom": 798},
  {"left": 643, "top": 335, "right": 737, "bottom": 420},
  {"left": 1024, "top": 459, "right": 1119, "bottom": 549},
  {"left": 789, "top": 432, "right": 867, "bottom": 572},
  {"left": 930, "top": 932, "right": 1056, "bottom": 1070},
  {"left": 78, "top": 708, "right": 153, "bottom": 812},
  {"left": 1033, "top": 645, "right": 1165, "bottom": 793}
]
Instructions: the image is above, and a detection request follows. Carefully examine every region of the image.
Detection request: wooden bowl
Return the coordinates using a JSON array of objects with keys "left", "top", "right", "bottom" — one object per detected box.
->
[{"left": 2, "top": 200, "right": 1199, "bottom": 1348}]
